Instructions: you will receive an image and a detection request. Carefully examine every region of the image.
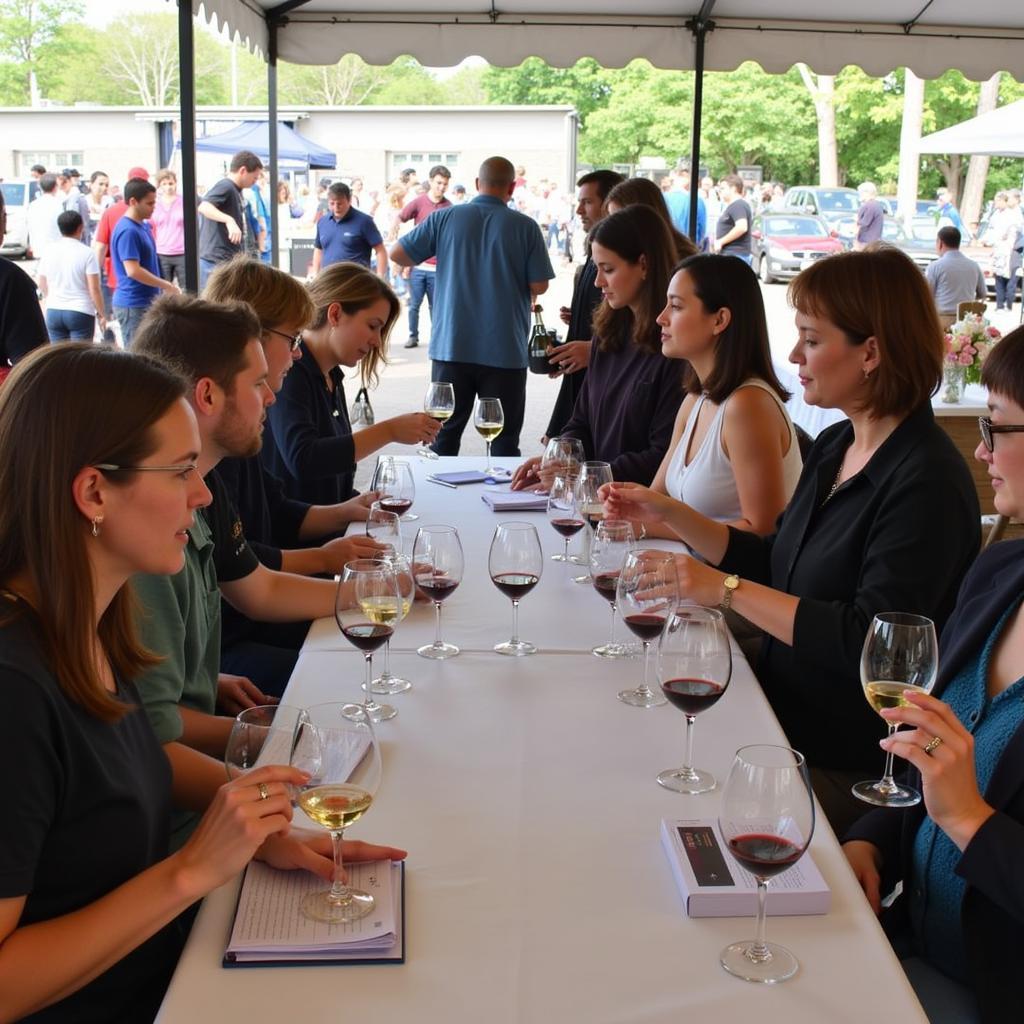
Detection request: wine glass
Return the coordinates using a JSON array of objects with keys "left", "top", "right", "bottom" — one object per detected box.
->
[
  {"left": 371, "top": 553, "right": 415, "bottom": 695},
  {"left": 224, "top": 704, "right": 304, "bottom": 780},
  {"left": 616, "top": 551, "right": 678, "bottom": 707},
  {"left": 657, "top": 607, "right": 732, "bottom": 791},
  {"left": 291, "top": 701, "right": 383, "bottom": 923},
  {"left": 413, "top": 524, "right": 464, "bottom": 660},
  {"left": 546, "top": 473, "right": 584, "bottom": 563},
  {"left": 489, "top": 521, "right": 543, "bottom": 656},
  {"left": 589, "top": 519, "right": 635, "bottom": 658},
  {"left": 419, "top": 380, "right": 454, "bottom": 459},
  {"left": 852, "top": 612, "right": 938, "bottom": 808},
  {"left": 572, "top": 460, "right": 613, "bottom": 580},
  {"left": 540, "top": 436, "right": 586, "bottom": 491},
  {"left": 474, "top": 397, "right": 504, "bottom": 475},
  {"left": 718, "top": 745, "right": 815, "bottom": 984},
  {"left": 366, "top": 502, "right": 402, "bottom": 555},
  {"left": 372, "top": 457, "right": 417, "bottom": 522},
  {"left": 335, "top": 558, "right": 399, "bottom": 723}
]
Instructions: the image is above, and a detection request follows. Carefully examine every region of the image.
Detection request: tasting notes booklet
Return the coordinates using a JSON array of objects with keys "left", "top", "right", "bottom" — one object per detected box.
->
[
  {"left": 481, "top": 488, "right": 548, "bottom": 512},
  {"left": 223, "top": 859, "right": 405, "bottom": 967},
  {"left": 660, "top": 819, "right": 830, "bottom": 918}
]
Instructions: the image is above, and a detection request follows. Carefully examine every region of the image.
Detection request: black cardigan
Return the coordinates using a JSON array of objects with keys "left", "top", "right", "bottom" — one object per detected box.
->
[
  {"left": 846, "top": 539, "right": 1024, "bottom": 1023},
  {"left": 719, "top": 403, "right": 980, "bottom": 771}
]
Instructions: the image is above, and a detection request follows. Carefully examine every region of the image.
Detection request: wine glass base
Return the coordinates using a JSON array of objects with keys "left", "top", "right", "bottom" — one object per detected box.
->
[
  {"left": 550, "top": 552, "right": 567, "bottom": 562},
  {"left": 657, "top": 767, "right": 716, "bottom": 793},
  {"left": 417, "top": 447, "right": 439, "bottom": 460},
  {"left": 417, "top": 641, "right": 460, "bottom": 660},
  {"left": 345, "top": 701, "right": 397, "bottom": 723},
  {"left": 851, "top": 780, "right": 922, "bottom": 807},
  {"left": 593, "top": 641, "right": 636, "bottom": 659},
  {"left": 720, "top": 940, "right": 799, "bottom": 984},
  {"left": 300, "top": 887, "right": 375, "bottom": 924},
  {"left": 618, "top": 688, "right": 667, "bottom": 708},
  {"left": 569, "top": 554, "right": 588, "bottom": 566},
  {"left": 494, "top": 639, "right": 537, "bottom": 657},
  {"left": 573, "top": 573, "right": 593, "bottom": 585},
  {"left": 401, "top": 513, "right": 419, "bottom": 522},
  {"left": 369, "top": 675, "right": 412, "bottom": 695}
]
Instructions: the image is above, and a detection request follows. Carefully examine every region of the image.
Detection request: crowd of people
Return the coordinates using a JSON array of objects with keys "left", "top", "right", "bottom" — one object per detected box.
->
[{"left": 0, "top": 150, "right": 1022, "bottom": 1022}]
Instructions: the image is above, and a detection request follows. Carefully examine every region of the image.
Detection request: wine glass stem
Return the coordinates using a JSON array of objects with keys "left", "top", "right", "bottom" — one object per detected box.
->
[
  {"left": 329, "top": 828, "right": 349, "bottom": 903},
  {"left": 683, "top": 714, "right": 697, "bottom": 771},
  {"left": 382, "top": 639, "right": 392, "bottom": 679},
  {"left": 510, "top": 599, "right": 520, "bottom": 644},
  {"left": 609, "top": 603, "right": 618, "bottom": 645},
  {"left": 485, "top": 440, "right": 492, "bottom": 474},
  {"left": 563, "top": 537, "right": 570, "bottom": 561},
  {"left": 878, "top": 723, "right": 900, "bottom": 793},
  {"left": 638, "top": 639, "right": 653, "bottom": 695},
  {"left": 363, "top": 654, "right": 380, "bottom": 711},
  {"left": 433, "top": 601, "right": 443, "bottom": 647},
  {"left": 750, "top": 879, "right": 771, "bottom": 961}
]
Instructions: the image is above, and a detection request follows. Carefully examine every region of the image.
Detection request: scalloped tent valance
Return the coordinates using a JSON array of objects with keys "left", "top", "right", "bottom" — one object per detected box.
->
[{"left": 193, "top": 0, "right": 1024, "bottom": 81}]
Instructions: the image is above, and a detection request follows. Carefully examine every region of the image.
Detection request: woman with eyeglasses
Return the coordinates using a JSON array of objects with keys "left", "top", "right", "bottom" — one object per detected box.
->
[
  {"left": 261, "top": 261, "right": 441, "bottom": 506},
  {"left": 0, "top": 344, "right": 404, "bottom": 1022},
  {"left": 842, "top": 324, "right": 1024, "bottom": 1023}
]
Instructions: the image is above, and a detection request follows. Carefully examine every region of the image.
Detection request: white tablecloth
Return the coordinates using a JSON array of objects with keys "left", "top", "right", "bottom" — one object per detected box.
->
[{"left": 157, "top": 457, "right": 927, "bottom": 1023}]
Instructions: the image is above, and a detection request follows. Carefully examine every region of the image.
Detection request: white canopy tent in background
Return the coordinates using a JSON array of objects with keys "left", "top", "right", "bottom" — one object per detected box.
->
[
  {"left": 919, "top": 98, "right": 1024, "bottom": 158},
  {"left": 171, "top": 0, "right": 1024, "bottom": 288}
]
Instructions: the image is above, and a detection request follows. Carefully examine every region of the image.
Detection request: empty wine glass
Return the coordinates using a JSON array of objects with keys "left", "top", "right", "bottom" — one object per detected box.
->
[
  {"left": 413, "top": 524, "right": 464, "bottom": 659},
  {"left": 852, "top": 612, "right": 938, "bottom": 808},
  {"left": 335, "top": 558, "right": 399, "bottom": 723},
  {"left": 616, "top": 551, "right": 678, "bottom": 707},
  {"left": 589, "top": 519, "right": 635, "bottom": 658},
  {"left": 371, "top": 553, "right": 415, "bottom": 695},
  {"left": 546, "top": 473, "right": 584, "bottom": 563},
  {"left": 372, "top": 456, "right": 417, "bottom": 522},
  {"left": 539, "top": 435, "right": 585, "bottom": 492},
  {"left": 573, "top": 460, "right": 613, "bottom": 580},
  {"left": 224, "top": 704, "right": 304, "bottom": 780},
  {"left": 489, "top": 521, "right": 543, "bottom": 656},
  {"left": 366, "top": 502, "right": 402, "bottom": 555},
  {"left": 657, "top": 607, "right": 732, "bottom": 791},
  {"left": 719, "top": 745, "right": 815, "bottom": 984},
  {"left": 291, "top": 701, "right": 382, "bottom": 923},
  {"left": 419, "top": 380, "right": 454, "bottom": 459},
  {"left": 474, "top": 397, "right": 504, "bottom": 475}
]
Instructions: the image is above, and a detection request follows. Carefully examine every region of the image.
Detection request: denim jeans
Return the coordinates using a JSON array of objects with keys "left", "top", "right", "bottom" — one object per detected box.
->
[
  {"left": 407, "top": 268, "right": 436, "bottom": 338},
  {"left": 158, "top": 253, "right": 186, "bottom": 286},
  {"left": 113, "top": 305, "right": 148, "bottom": 348},
  {"left": 199, "top": 258, "right": 218, "bottom": 291},
  {"left": 45, "top": 308, "right": 95, "bottom": 341}
]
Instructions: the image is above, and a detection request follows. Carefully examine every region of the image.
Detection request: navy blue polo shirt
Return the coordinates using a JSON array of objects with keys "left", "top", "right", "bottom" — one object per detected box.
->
[{"left": 314, "top": 207, "right": 382, "bottom": 268}]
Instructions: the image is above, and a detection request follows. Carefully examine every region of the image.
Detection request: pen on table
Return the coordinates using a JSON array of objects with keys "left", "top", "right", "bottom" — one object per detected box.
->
[{"left": 426, "top": 475, "right": 458, "bottom": 489}]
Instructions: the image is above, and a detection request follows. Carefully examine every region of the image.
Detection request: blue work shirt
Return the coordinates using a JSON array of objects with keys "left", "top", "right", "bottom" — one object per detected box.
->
[
  {"left": 665, "top": 190, "right": 707, "bottom": 245},
  {"left": 314, "top": 207, "right": 382, "bottom": 268},
  {"left": 399, "top": 194, "right": 554, "bottom": 369},
  {"left": 110, "top": 216, "right": 160, "bottom": 308}
]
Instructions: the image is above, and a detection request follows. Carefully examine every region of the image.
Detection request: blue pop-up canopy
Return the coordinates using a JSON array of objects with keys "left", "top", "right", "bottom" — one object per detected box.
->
[{"left": 181, "top": 119, "right": 337, "bottom": 169}]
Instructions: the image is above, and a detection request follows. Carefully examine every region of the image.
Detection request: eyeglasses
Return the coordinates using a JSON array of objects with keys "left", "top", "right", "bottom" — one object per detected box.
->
[
  {"left": 264, "top": 327, "right": 303, "bottom": 352},
  {"left": 978, "top": 417, "right": 1024, "bottom": 452},
  {"left": 96, "top": 462, "right": 198, "bottom": 476}
]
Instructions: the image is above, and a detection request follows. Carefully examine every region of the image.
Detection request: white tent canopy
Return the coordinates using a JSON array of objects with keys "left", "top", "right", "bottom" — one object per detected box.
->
[
  {"left": 195, "top": 0, "right": 1024, "bottom": 80},
  {"left": 918, "top": 98, "right": 1024, "bottom": 157}
]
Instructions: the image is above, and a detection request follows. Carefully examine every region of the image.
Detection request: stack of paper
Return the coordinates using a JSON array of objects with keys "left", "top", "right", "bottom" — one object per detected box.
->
[{"left": 481, "top": 488, "right": 548, "bottom": 512}]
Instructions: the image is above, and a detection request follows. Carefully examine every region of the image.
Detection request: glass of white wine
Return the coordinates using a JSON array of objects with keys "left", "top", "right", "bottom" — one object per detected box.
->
[
  {"left": 291, "top": 701, "right": 382, "bottom": 923},
  {"left": 473, "top": 396, "right": 504, "bottom": 476},
  {"left": 371, "top": 553, "right": 415, "bottom": 694},
  {"left": 852, "top": 612, "right": 938, "bottom": 808},
  {"left": 420, "top": 381, "right": 454, "bottom": 459}
]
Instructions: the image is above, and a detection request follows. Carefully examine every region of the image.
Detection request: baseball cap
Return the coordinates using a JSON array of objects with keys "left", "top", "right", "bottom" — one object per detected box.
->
[{"left": 128, "top": 166, "right": 150, "bottom": 181}]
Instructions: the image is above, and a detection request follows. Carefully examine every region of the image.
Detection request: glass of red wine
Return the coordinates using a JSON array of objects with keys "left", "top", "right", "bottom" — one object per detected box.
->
[
  {"left": 656, "top": 607, "right": 731, "bottom": 792},
  {"left": 412, "top": 525, "right": 464, "bottom": 660},
  {"left": 573, "top": 460, "right": 613, "bottom": 581},
  {"left": 718, "top": 745, "right": 815, "bottom": 984},
  {"left": 616, "top": 551, "right": 678, "bottom": 707},
  {"left": 489, "top": 521, "right": 543, "bottom": 656},
  {"left": 335, "top": 559, "right": 400, "bottom": 723},
  {"left": 372, "top": 456, "right": 417, "bottom": 522},
  {"left": 546, "top": 473, "right": 583, "bottom": 563},
  {"left": 588, "top": 519, "right": 636, "bottom": 658}
]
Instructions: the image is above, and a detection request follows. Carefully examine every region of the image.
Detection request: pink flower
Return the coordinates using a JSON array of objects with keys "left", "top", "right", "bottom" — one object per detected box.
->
[
  {"left": 958, "top": 352, "right": 973, "bottom": 366},
  {"left": 987, "top": 326, "right": 1001, "bottom": 338}
]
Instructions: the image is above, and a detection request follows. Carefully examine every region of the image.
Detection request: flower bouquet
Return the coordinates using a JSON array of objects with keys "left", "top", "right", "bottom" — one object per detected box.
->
[{"left": 942, "top": 314, "right": 1002, "bottom": 402}]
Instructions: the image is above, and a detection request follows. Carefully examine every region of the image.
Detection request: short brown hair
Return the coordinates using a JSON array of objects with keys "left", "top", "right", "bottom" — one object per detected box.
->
[
  {"left": 788, "top": 245, "right": 942, "bottom": 418},
  {"left": 0, "top": 345, "right": 185, "bottom": 721},
  {"left": 307, "top": 262, "right": 399, "bottom": 388},
  {"left": 204, "top": 255, "right": 315, "bottom": 334},
  {"left": 229, "top": 150, "right": 263, "bottom": 173},
  {"left": 156, "top": 167, "right": 176, "bottom": 185},
  {"left": 133, "top": 293, "right": 262, "bottom": 394},
  {"left": 981, "top": 325, "right": 1024, "bottom": 407}
]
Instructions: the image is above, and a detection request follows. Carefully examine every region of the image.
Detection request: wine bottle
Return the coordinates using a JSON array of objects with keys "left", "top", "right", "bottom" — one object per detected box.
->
[{"left": 528, "top": 304, "right": 553, "bottom": 374}]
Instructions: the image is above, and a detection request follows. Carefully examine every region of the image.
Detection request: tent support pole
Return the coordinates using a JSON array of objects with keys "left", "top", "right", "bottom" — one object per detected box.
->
[
  {"left": 686, "top": 2, "right": 715, "bottom": 244},
  {"left": 269, "top": 20, "right": 280, "bottom": 270},
  {"left": 179, "top": 0, "right": 199, "bottom": 293}
]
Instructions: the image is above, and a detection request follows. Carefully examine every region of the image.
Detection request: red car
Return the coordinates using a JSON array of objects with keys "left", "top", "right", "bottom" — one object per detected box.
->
[{"left": 751, "top": 213, "right": 844, "bottom": 283}]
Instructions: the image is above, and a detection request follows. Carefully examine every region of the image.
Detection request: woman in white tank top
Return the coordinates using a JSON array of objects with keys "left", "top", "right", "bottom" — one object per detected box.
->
[{"left": 639, "top": 254, "right": 801, "bottom": 538}]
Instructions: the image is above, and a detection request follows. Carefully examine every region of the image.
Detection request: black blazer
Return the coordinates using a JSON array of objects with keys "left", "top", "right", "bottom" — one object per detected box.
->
[
  {"left": 847, "top": 539, "right": 1024, "bottom": 1023},
  {"left": 719, "top": 403, "right": 981, "bottom": 770}
]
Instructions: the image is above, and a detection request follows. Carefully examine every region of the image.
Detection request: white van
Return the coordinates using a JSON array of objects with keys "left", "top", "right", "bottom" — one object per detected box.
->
[{"left": 1, "top": 180, "right": 30, "bottom": 258}]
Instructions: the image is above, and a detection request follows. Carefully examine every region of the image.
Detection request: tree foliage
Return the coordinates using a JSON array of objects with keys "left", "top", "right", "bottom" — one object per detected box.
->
[{"left": 0, "top": 0, "right": 86, "bottom": 103}]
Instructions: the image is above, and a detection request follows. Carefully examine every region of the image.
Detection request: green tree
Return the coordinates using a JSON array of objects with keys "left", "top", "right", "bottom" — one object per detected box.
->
[
  {"left": 0, "top": 0, "right": 85, "bottom": 104},
  {"left": 482, "top": 57, "right": 612, "bottom": 126},
  {"left": 440, "top": 63, "right": 488, "bottom": 105}
]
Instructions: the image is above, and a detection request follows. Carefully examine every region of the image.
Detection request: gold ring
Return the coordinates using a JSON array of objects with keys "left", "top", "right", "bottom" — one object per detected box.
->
[
  {"left": 257, "top": 782, "right": 270, "bottom": 800},
  {"left": 923, "top": 735, "right": 943, "bottom": 756}
]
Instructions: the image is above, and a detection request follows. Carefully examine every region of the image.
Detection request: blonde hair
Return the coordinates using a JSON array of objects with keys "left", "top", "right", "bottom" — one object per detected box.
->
[
  {"left": 156, "top": 168, "right": 176, "bottom": 185},
  {"left": 307, "top": 262, "right": 399, "bottom": 388},
  {"left": 204, "top": 255, "right": 315, "bottom": 334}
]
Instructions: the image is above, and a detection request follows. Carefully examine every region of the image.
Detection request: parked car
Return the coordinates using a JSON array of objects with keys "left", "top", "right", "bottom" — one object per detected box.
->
[
  {"left": 0, "top": 180, "right": 30, "bottom": 258},
  {"left": 880, "top": 216, "right": 939, "bottom": 271},
  {"left": 781, "top": 186, "right": 860, "bottom": 243},
  {"left": 751, "top": 213, "right": 844, "bottom": 283},
  {"left": 879, "top": 197, "right": 941, "bottom": 241}
]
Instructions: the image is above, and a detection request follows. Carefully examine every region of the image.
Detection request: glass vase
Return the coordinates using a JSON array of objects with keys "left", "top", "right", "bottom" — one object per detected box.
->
[{"left": 942, "top": 362, "right": 966, "bottom": 404}]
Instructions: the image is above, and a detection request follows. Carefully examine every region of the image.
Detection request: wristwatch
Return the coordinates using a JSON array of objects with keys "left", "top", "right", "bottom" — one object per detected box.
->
[{"left": 720, "top": 574, "right": 740, "bottom": 611}]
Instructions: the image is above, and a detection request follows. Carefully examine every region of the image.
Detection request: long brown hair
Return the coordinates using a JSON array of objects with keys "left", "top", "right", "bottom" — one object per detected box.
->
[
  {"left": 590, "top": 205, "right": 677, "bottom": 355},
  {"left": 0, "top": 345, "right": 187, "bottom": 721},
  {"left": 307, "top": 262, "right": 399, "bottom": 388},
  {"left": 605, "top": 177, "right": 699, "bottom": 261}
]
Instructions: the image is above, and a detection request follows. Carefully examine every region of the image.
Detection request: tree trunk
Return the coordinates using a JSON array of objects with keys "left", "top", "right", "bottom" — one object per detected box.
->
[
  {"left": 961, "top": 72, "right": 1001, "bottom": 236},
  {"left": 797, "top": 64, "right": 838, "bottom": 186},
  {"left": 897, "top": 68, "right": 925, "bottom": 225}
]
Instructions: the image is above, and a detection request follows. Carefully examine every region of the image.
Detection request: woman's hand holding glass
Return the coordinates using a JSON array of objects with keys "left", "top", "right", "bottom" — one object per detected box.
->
[
  {"left": 419, "top": 381, "right": 454, "bottom": 459},
  {"left": 366, "top": 503, "right": 403, "bottom": 555},
  {"left": 600, "top": 481, "right": 674, "bottom": 525}
]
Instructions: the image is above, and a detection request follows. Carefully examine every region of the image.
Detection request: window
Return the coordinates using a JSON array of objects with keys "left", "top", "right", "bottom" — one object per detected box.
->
[
  {"left": 16, "top": 151, "right": 85, "bottom": 175},
  {"left": 389, "top": 151, "right": 462, "bottom": 185}
]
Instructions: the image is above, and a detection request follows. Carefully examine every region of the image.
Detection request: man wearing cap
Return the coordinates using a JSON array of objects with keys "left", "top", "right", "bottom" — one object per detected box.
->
[{"left": 197, "top": 149, "right": 264, "bottom": 288}]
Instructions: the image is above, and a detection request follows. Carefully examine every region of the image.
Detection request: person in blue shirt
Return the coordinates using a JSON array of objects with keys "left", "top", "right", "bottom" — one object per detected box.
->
[
  {"left": 936, "top": 187, "right": 966, "bottom": 234},
  {"left": 109, "top": 178, "right": 178, "bottom": 347},
  {"left": 312, "top": 182, "right": 387, "bottom": 277},
  {"left": 389, "top": 156, "right": 555, "bottom": 456},
  {"left": 663, "top": 169, "right": 707, "bottom": 248}
]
